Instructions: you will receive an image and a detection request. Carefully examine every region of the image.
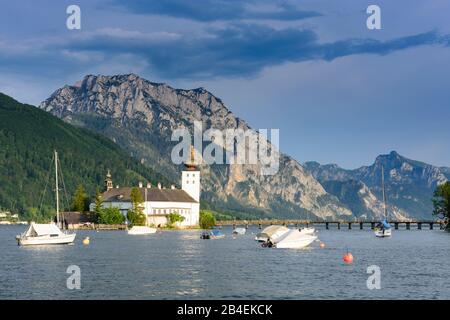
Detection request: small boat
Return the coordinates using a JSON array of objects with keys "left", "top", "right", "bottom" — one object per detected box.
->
[
  {"left": 17, "top": 222, "right": 76, "bottom": 246},
  {"left": 200, "top": 229, "right": 225, "bottom": 239},
  {"left": 232, "top": 227, "right": 246, "bottom": 235},
  {"left": 128, "top": 226, "right": 157, "bottom": 235},
  {"left": 267, "top": 229, "right": 317, "bottom": 249},
  {"left": 16, "top": 151, "right": 76, "bottom": 246},
  {"left": 374, "top": 219, "right": 392, "bottom": 238},
  {"left": 255, "top": 225, "right": 289, "bottom": 242},
  {"left": 374, "top": 166, "right": 392, "bottom": 238}
]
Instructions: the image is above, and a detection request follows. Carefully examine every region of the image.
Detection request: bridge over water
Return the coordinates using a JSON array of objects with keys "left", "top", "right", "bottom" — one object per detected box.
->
[{"left": 215, "top": 220, "right": 446, "bottom": 230}]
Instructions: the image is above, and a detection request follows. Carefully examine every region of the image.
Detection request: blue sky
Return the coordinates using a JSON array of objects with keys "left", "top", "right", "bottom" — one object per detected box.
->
[{"left": 0, "top": 0, "right": 449, "bottom": 168}]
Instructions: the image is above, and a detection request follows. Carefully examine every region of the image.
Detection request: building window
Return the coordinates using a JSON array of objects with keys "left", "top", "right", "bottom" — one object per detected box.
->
[
  {"left": 187, "top": 174, "right": 189, "bottom": 177},
  {"left": 186, "top": 181, "right": 189, "bottom": 184}
]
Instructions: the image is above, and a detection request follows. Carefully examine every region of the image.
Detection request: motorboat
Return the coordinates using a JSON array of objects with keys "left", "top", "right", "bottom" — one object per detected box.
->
[
  {"left": 267, "top": 229, "right": 317, "bottom": 249},
  {"left": 255, "top": 225, "right": 289, "bottom": 242},
  {"left": 16, "top": 151, "right": 76, "bottom": 246},
  {"left": 200, "top": 229, "right": 225, "bottom": 239},
  {"left": 128, "top": 226, "right": 157, "bottom": 235},
  {"left": 232, "top": 227, "right": 246, "bottom": 235}
]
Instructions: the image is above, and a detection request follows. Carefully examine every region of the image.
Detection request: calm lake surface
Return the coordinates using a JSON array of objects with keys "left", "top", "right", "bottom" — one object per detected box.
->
[{"left": 1, "top": 225, "right": 450, "bottom": 299}]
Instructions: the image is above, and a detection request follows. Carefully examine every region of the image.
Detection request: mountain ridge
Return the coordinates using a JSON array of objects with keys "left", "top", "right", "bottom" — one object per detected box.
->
[
  {"left": 40, "top": 74, "right": 353, "bottom": 220},
  {"left": 0, "top": 92, "right": 170, "bottom": 221}
]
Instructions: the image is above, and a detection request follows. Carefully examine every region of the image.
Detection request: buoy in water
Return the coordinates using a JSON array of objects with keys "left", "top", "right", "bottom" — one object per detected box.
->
[
  {"left": 82, "top": 237, "right": 90, "bottom": 245},
  {"left": 320, "top": 242, "right": 326, "bottom": 248},
  {"left": 343, "top": 252, "right": 353, "bottom": 264}
]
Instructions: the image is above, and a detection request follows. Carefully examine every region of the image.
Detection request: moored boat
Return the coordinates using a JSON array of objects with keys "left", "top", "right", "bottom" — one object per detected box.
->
[
  {"left": 232, "top": 227, "right": 246, "bottom": 235},
  {"left": 255, "top": 225, "right": 289, "bottom": 242},
  {"left": 269, "top": 229, "right": 317, "bottom": 249},
  {"left": 16, "top": 151, "right": 76, "bottom": 246},
  {"left": 128, "top": 226, "right": 157, "bottom": 235},
  {"left": 201, "top": 229, "right": 225, "bottom": 239}
]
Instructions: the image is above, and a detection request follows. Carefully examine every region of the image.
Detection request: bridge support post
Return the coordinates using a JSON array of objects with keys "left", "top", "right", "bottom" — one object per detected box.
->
[
  {"left": 337, "top": 222, "right": 341, "bottom": 230},
  {"left": 395, "top": 222, "right": 399, "bottom": 230},
  {"left": 258, "top": 224, "right": 262, "bottom": 230},
  {"left": 371, "top": 222, "right": 375, "bottom": 230},
  {"left": 348, "top": 223, "right": 352, "bottom": 230},
  {"left": 418, "top": 222, "right": 422, "bottom": 230},
  {"left": 430, "top": 223, "right": 433, "bottom": 230},
  {"left": 326, "top": 222, "right": 329, "bottom": 230},
  {"left": 360, "top": 222, "right": 363, "bottom": 230},
  {"left": 406, "top": 222, "right": 410, "bottom": 230}
]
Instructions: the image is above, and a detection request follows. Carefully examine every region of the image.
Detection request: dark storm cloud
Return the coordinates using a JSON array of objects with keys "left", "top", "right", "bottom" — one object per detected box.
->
[{"left": 108, "top": 0, "right": 321, "bottom": 21}]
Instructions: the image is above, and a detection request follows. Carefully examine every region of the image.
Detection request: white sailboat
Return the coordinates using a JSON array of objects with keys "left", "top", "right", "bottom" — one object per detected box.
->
[
  {"left": 374, "top": 165, "right": 392, "bottom": 238},
  {"left": 17, "top": 151, "right": 76, "bottom": 246}
]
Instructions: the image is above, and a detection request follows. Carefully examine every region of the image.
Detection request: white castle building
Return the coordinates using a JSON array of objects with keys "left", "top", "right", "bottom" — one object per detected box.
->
[{"left": 91, "top": 149, "right": 200, "bottom": 227}]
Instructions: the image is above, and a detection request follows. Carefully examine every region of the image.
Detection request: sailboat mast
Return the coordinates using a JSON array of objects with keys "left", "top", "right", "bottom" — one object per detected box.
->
[
  {"left": 381, "top": 165, "right": 387, "bottom": 219},
  {"left": 55, "top": 150, "right": 60, "bottom": 227}
]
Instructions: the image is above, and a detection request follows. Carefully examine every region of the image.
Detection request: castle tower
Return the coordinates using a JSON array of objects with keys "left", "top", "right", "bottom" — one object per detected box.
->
[
  {"left": 105, "top": 170, "right": 113, "bottom": 191},
  {"left": 181, "top": 146, "right": 200, "bottom": 202}
]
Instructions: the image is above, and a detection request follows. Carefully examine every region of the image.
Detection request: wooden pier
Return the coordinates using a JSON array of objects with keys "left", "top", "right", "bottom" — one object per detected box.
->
[{"left": 216, "top": 219, "right": 446, "bottom": 230}]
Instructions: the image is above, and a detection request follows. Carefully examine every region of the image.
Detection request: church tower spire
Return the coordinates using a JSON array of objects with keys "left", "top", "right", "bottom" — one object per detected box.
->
[
  {"left": 181, "top": 145, "right": 200, "bottom": 202},
  {"left": 105, "top": 170, "right": 113, "bottom": 191}
]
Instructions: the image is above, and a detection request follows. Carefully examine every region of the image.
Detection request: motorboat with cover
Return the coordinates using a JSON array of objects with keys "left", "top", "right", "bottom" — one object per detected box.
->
[
  {"left": 200, "top": 229, "right": 225, "bottom": 239},
  {"left": 232, "top": 227, "right": 246, "bottom": 235},
  {"left": 255, "top": 225, "right": 289, "bottom": 242},
  {"left": 264, "top": 229, "right": 317, "bottom": 249}
]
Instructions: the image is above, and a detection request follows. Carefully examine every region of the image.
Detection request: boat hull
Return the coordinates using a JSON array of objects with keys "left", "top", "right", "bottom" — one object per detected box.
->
[
  {"left": 127, "top": 226, "right": 157, "bottom": 235},
  {"left": 274, "top": 235, "right": 317, "bottom": 249},
  {"left": 375, "top": 229, "right": 392, "bottom": 238},
  {"left": 18, "top": 233, "right": 76, "bottom": 246}
]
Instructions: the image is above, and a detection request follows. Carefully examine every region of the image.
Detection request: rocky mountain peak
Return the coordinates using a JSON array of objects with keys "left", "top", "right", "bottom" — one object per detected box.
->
[{"left": 39, "top": 74, "right": 353, "bottom": 220}]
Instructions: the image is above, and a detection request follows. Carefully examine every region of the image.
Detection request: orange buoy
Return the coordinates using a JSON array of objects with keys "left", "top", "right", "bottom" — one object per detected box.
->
[
  {"left": 343, "top": 252, "right": 353, "bottom": 264},
  {"left": 82, "top": 237, "right": 90, "bottom": 245},
  {"left": 320, "top": 242, "right": 326, "bottom": 248}
]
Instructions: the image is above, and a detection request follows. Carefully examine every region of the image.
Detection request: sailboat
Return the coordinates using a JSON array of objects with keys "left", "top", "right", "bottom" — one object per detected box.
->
[
  {"left": 17, "top": 151, "right": 76, "bottom": 245},
  {"left": 127, "top": 187, "right": 156, "bottom": 235},
  {"left": 374, "top": 165, "right": 392, "bottom": 238}
]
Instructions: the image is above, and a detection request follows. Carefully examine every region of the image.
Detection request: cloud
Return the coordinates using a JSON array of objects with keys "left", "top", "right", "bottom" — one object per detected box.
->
[
  {"left": 108, "top": 0, "right": 321, "bottom": 22},
  {"left": 0, "top": 24, "right": 448, "bottom": 81}
]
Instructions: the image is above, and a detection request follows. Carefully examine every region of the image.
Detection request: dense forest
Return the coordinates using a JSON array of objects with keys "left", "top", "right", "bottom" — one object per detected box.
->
[{"left": 0, "top": 93, "right": 171, "bottom": 222}]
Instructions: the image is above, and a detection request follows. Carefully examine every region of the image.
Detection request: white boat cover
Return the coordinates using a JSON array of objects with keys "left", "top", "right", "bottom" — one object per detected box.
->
[
  {"left": 232, "top": 227, "right": 246, "bottom": 235},
  {"left": 272, "top": 229, "right": 317, "bottom": 249},
  {"left": 25, "top": 223, "right": 63, "bottom": 237},
  {"left": 258, "top": 225, "right": 289, "bottom": 240}
]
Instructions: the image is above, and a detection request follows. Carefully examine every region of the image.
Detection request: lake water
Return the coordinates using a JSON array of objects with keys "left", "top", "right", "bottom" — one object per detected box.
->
[{"left": 1, "top": 225, "right": 450, "bottom": 299}]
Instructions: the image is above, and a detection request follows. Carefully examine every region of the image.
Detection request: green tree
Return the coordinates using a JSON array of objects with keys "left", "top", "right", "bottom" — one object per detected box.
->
[
  {"left": 92, "top": 188, "right": 103, "bottom": 223},
  {"left": 127, "top": 187, "right": 146, "bottom": 226},
  {"left": 199, "top": 210, "right": 216, "bottom": 229},
  {"left": 130, "top": 187, "right": 143, "bottom": 210},
  {"left": 432, "top": 182, "right": 450, "bottom": 229},
  {"left": 98, "top": 207, "right": 125, "bottom": 225},
  {"left": 72, "top": 185, "right": 89, "bottom": 212},
  {"left": 127, "top": 209, "right": 146, "bottom": 227},
  {"left": 167, "top": 212, "right": 185, "bottom": 227}
]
